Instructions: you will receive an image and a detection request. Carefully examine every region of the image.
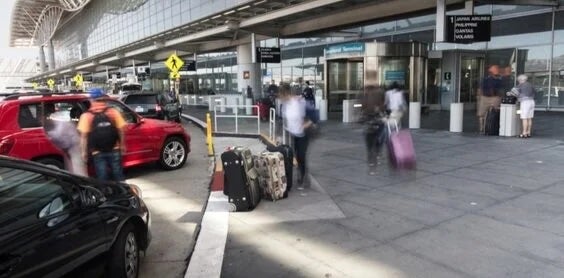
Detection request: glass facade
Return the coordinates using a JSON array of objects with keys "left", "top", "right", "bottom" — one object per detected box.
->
[
  {"left": 53, "top": 0, "right": 248, "bottom": 67},
  {"left": 49, "top": 0, "right": 564, "bottom": 109}
]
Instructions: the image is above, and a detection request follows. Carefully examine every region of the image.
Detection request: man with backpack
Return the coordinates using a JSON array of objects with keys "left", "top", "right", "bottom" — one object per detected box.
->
[{"left": 78, "top": 88, "right": 127, "bottom": 182}]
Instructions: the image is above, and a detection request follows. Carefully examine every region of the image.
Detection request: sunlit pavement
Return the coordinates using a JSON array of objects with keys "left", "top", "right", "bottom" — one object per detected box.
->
[
  {"left": 219, "top": 122, "right": 564, "bottom": 278},
  {"left": 126, "top": 121, "right": 211, "bottom": 278}
]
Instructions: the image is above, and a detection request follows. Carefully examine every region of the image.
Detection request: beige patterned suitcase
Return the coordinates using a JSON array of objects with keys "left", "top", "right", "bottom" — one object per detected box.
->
[{"left": 254, "top": 151, "right": 287, "bottom": 201}]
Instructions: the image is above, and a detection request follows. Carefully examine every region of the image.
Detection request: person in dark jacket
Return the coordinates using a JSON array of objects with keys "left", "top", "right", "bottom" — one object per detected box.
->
[{"left": 360, "top": 85, "right": 387, "bottom": 175}]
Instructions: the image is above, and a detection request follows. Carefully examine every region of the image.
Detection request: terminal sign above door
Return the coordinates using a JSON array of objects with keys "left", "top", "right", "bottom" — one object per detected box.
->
[{"left": 446, "top": 15, "right": 492, "bottom": 44}]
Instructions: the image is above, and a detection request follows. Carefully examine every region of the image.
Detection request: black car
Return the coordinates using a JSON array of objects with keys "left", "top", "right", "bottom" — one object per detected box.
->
[
  {"left": 120, "top": 92, "right": 181, "bottom": 122},
  {"left": 0, "top": 156, "right": 151, "bottom": 278}
]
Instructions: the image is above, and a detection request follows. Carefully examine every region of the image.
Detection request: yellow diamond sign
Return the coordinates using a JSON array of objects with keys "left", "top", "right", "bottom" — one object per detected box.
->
[
  {"left": 32, "top": 82, "right": 38, "bottom": 89},
  {"left": 73, "top": 74, "right": 83, "bottom": 86},
  {"left": 47, "top": 79, "right": 55, "bottom": 89},
  {"left": 165, "top": 54, "right": 184, "bottom": 72},
  {"left": 170, "top": 71, "right": 180, "bottom": 79}
]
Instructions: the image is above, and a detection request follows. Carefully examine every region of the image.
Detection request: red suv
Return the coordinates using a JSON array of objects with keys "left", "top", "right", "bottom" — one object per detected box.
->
[{"left": 0, "top": 93, "right": 190, "bottom": 171}]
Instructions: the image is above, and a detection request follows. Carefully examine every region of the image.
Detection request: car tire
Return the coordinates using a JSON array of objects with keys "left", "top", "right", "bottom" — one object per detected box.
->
[
  {"left": 36, "top": 157, "right": 64, "bottom": 169},
  {"left": 107, "top": 223, "right": 139, "bottom": 278},
  {"left": 159, "top": 137, "right": 187, "bottom": 170}
]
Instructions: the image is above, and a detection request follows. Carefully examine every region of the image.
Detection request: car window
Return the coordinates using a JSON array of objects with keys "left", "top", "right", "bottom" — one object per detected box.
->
[
  {"left": 0, "top": 167, "right": 73, "bottom": 229},
  {"left": 18, "top": 103, "right": 43, "bottom": 128},
  {"left": 104, "top": 100, "right": 137, "bottom": 124},
  {"left": 44, "top": 101, "right": 85, "bottom": 123},
  {"left": 124, "top": 95, "right": 158, "bottom": 105}
]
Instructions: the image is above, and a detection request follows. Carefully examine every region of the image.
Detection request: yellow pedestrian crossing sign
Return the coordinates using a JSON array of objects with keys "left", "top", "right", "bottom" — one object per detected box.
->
[
  {"left": 32, "top": 82, "right": 38, "bottom": 89},
  {"left": 73, "top": 74, "right": 83, "bottom": 86},
  {"left": 165, "top": 54, "right": 184, "bottom": 72},
  {"left": 47, "top": 79, "right": 55, "bottom": 89},
  {"left": 170, "top": 71, "right": 180, "bottom": 79}
]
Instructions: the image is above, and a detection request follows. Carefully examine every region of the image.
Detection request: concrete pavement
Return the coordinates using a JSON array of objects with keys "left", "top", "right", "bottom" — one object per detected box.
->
[
  {"left": 126, "top": 122, "right": 211, "bottom": 278},
  {"left": 218, "top": 121, "right": 564, "bottom": 278}
]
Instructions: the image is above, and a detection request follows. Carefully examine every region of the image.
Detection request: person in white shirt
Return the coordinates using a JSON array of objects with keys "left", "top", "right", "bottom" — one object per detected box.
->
[
  {"left": 279, "top": 83, "right": 313, "bottom": 188},
  {"left": 385, "top": 82, "right": 406, "bottom": 126}
]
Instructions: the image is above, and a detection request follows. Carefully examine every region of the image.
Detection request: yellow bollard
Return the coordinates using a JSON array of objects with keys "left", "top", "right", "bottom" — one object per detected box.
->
[{"left": 206, "top": 113, "right": 214, "bottom": 156}]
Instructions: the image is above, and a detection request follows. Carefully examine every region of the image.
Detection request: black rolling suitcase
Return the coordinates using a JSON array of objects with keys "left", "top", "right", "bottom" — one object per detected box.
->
[
  {"left": 484, "top": 107, "right": 500, "bottom": 136},
  {"left": 221, "top": 149, "right": 261, "bottom": 212},
  {"left": 266, "top": 144, "right": 294, "bottom": 195}
]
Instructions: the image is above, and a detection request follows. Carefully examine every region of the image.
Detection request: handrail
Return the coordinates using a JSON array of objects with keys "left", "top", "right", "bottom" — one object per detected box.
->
[
  {"left": 269, "top": 107, "right": 276, "bottom": 143},
  {"left": 213, "top": 104, "right": 260, "bottom": 135}
]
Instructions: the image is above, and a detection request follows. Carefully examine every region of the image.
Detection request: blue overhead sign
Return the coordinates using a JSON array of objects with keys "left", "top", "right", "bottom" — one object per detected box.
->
[
  {"left": 385, "top": 71, "right": 405, "bottom": 81},
  {"left": 325, "top": 42, "right": 365, "bottom": 56}
]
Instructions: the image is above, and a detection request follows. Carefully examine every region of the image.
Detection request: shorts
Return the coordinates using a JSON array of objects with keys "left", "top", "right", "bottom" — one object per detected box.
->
[
  {"left": 478, "top": 96, "right": 501, "bottom": 117},
  {"left": 520, "top": 99, "right": 535, "bottom": 119}
]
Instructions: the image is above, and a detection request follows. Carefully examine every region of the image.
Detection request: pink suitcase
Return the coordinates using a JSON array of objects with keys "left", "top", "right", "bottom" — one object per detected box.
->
[{"left": 387, "top": 121, "right": 416, "bottom": 169}]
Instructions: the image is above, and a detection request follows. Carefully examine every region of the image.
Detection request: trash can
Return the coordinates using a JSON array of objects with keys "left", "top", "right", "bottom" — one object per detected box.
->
[{"left": 499, "top": 104, "right": 520, "bottom": 137}]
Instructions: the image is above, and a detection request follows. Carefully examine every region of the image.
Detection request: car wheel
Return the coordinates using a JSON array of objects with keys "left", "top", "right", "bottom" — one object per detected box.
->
[
  {"left": 159, "top": 137, "right": 187, "bottom": 170},
  {"left": 36, "top": 158, "right": 64, "bottom": 169},
  {"left": 107, "top": 224, "right": 139, "bottom": 278}
]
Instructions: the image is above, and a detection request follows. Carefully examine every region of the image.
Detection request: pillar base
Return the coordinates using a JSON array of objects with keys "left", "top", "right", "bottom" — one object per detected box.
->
[
  {"left": 409, "top": 102, "right": 421, "bottom": 129},
  {"left": 450, "top": 103, "right": 464, "bottom": 132}
]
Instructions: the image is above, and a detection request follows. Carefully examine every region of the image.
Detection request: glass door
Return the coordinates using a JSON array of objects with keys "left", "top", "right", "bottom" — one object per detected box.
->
[
  {"left": 327, "top": 59, "right": 364, "bottom": 114},
  {"left": 459, "top": 55, "right": 484, "bottom": 105}
]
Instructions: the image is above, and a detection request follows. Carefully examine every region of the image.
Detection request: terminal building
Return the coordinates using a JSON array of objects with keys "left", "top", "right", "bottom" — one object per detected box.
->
[{"left": 10, "top": 0, "right": 564, "bottom": 130}]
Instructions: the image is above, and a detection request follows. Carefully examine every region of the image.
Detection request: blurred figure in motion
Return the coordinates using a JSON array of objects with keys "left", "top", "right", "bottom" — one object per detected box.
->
[
  {"left": 43, "top": 103, "right": 87, "bottom": 176},
  {"left": 279, "top": 83, "right": 313, "bottom": 189},
  {"left": 477, "top": 65, "right": 502, "bottom": 134},
  {"left": 303, "top": 81, "right": 315, "bottom": 108},
  {"left": 385, "top": 82, "right": 406, "bottom": 126},
  {"left": 360, "top": 85, "right": 387, "bottom": 175}
]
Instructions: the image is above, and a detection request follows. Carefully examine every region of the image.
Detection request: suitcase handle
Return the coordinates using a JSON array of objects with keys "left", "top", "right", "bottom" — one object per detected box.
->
[{"left": 386, "top": 118, "right": 399, "bottom": 135}]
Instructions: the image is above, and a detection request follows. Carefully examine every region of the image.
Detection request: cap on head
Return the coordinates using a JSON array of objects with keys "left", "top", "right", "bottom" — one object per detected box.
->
[{"left": 88, "top": 88, "right": 105, "bottom": 99}]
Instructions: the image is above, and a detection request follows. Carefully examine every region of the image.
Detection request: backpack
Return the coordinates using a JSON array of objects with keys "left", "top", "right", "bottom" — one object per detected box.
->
[{"left": 88, "top": 107, "right": 119, "bottom": 152}]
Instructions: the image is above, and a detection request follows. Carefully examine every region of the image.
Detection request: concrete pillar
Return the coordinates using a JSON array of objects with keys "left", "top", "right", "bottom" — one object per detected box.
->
[
  {"left": 237, "top": 43, "right": 261, "bottom": 100},
  {"left": 38, "top": 45, "right": 46, "bottom": 73},
  {"left": 47, "top": 40, "right": 56, "bottom": 71},
  {"left": 409, "top": 102, "right": 421, "bottom": 129},
  {"left": 450, "top": 103, "right": 464, "bottom": 132}
]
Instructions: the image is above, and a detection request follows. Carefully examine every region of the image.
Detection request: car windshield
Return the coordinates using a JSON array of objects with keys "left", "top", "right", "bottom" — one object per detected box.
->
[
  {"left": 121, "top": 84, "right": 142, "bottom": 91},
  {"left": 124, "top": 95, "right": 158, "bottom": 105}
]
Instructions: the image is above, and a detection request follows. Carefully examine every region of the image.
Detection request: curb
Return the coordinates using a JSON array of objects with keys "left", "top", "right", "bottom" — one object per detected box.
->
[{"left": 181, "top": 113, "right": 229, "bottom": 278}]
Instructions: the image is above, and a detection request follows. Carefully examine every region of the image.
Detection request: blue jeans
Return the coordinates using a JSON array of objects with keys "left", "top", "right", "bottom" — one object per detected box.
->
[{"left": 92, "top": 150, "right": 125, "bottom": 182}]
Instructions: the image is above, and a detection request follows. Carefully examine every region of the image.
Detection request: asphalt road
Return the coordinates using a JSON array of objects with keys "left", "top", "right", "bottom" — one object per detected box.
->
[{"left": 66, "top": 121, "right": 211, "bottom": 278}]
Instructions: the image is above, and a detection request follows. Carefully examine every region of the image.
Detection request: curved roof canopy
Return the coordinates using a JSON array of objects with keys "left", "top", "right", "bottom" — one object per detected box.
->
[{"left": 9, "top": 0, "right": 92, "bottom": 47}]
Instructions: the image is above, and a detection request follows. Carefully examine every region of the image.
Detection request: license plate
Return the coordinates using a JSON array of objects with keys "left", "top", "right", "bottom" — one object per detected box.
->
[{"left": 135, "top": 106, "right": 144, "bottom": 112}]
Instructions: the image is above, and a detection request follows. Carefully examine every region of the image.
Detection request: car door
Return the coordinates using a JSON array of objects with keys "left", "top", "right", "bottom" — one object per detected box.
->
[
  {"left": 0, "top": 166, "right": 105, "bottom": 278},
  {"left": 103, "top": 100, "right": 153, "bottom": 165}
]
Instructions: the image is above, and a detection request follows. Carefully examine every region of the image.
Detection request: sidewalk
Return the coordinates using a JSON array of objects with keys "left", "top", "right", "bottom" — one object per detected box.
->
[{"left": 218, "top": 121, "right": 564, "bottom": 278}]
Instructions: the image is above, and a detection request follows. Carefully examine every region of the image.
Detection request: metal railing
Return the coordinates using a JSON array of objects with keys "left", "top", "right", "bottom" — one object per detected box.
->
[
  {"left": 213, "top": 104, "right": 260, "bottom": 135},
  {"left": 268, "top": 107, "right": 276, "bottom": 143}
]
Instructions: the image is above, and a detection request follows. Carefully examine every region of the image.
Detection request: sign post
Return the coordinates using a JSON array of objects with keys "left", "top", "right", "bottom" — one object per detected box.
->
[
  {"left": 165, "top": 53, "right": 184, "bottom": 99},
  {"left": 47, "top": 79, "right": 55, "bottom": 91}
]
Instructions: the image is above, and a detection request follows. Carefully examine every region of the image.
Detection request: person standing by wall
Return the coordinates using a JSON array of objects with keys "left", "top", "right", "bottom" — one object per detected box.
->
[
  {"left": 279, "top": 83, "right": 313, "bottom": 190},
  {"left": 510, "top": 74, "right": 536, "bottom": 138},
  {"left": 78, "top": 88, "right": 127, "bottom": 182},
  {"left": 303, "top": 81, "right": 315, "bottom": 108},
  {"left": 477, "top": 65, "right": 503, "bottom": 134},
  {"left": 360, "top": 85, "right": 387, "bottom": 175}
]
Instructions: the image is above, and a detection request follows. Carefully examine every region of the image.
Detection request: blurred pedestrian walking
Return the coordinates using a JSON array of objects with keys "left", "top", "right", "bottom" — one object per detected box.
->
[
  {"left": 279, "top": 83, "right": 313, "bottom": 189},
  {"left": 360, "top": 85, "right": 387, "bottom": 175},
  {"left": 385, "top": 82, "right": 406, "bottom": 126}
]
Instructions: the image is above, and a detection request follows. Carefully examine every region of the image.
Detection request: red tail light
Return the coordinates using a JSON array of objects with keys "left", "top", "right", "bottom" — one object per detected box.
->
[
  {"left": 156, "top": 105, "right": 162, "bottom": 112},
  {"left": 0, "top": 138, "right": 14, "bottom": 155}
]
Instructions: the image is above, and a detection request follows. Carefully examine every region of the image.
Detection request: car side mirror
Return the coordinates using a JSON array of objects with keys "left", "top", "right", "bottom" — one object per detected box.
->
[{"left": 80, "top": 186, "right": 105, "bottom": 208}]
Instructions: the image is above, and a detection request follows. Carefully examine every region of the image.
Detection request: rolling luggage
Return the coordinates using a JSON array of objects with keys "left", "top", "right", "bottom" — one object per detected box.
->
[
  {"left": 254, "top": 151, "right": 287, "bottom": 201},
  {"left": 387, "top": 120, "right": 416, "bottom": 169},
  {"left": 266, "top": 144, "right": 294, "bottom": 194},
  {"left": 484, "top": 107, "right": 500, "bottom": 136},
  {"left": 221, "top": 148, "right": 261, "bottom": 212}
]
